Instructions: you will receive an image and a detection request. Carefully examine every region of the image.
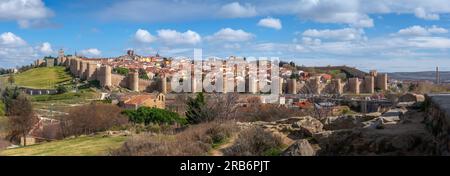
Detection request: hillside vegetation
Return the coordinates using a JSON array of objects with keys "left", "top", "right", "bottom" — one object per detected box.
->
[
  {"left": 1, "top": 135, "right": 127, "bottom": 156},
  {"left": 0, "top": 101, "right": 5, "bottom": 116},
  {"left": 15, "top": 67, "right": 72, "bottom": 89}
]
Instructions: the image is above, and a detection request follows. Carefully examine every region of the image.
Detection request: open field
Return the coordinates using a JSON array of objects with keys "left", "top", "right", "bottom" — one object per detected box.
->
[
  {"left": 31, "top": 88, "right": 99, "bottom": 113},
  {"left": 0, "top": 135, "right": 127, "bottom": 156},
  {"left": 14, "top": 67, "right": 72, "bottom": 89}
]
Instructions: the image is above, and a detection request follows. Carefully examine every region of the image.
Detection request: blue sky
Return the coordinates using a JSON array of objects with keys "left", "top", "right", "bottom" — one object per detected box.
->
[{"left": 1, "top": 0, "right": 450, "bottom": 72}]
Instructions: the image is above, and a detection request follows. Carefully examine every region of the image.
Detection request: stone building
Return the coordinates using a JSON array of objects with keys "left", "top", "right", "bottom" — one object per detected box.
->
[{"left": 120, "top": 92, "right": 166, "bottom": 110}]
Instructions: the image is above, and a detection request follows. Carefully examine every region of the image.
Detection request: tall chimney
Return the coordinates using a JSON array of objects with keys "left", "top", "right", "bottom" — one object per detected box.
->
[{"left": 436, "top": 66, "right": 440, "bottom": 84}]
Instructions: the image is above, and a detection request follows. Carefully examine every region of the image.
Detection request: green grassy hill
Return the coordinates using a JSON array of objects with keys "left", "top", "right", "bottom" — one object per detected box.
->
[
  {"left": 15, "top": 67, "right": 72, "bottom": 89},
  {"left": 0, "top": 135, "right": 127, "bottom": 156}
]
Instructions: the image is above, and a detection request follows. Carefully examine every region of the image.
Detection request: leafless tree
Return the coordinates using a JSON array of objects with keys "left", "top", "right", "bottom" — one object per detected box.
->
[
  {"left": 59, "top": 103, "right": 128, "bottom": 137},
  {"left": 7, "top": 94, "right": 38, "bottom": 146},
  {"left": 208, "top": 93, "right": 239, "bottom": 121}
]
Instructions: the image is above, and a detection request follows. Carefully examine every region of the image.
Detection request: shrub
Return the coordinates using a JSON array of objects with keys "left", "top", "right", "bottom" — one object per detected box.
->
[
  {"left": 56, "top": 85, "right": 68, "bottom": 94},
  {"left": 122, "top": 107, "right": 187, "bottom": 125},
  {"left": 111, "top": 121, "right": 237, "bottom": 156},
  {"left": 186, "top": 92, "right": 211, "bottom": 124},
  {"left": 236, "top": 103, "right": 301, "bottom": 122},
  {"left": 224, "top": 127, "right": 284, "bottom": 156},
  {"left": 41, "top": 123, "right": 64, "bottom": 140},
  {"left": 113, "top": 67, "right": 129, "bottom": 76},
  {"left": 60, "top": 103, "right": 128, "bottom": 137},
  {"left": 0, "top": 138, "right": 10, "bottom": 150}
]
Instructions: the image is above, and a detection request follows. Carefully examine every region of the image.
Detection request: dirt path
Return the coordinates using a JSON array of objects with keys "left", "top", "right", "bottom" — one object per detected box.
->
[{"left": 210, "top": 134, "right": 238, "bottom": 156}]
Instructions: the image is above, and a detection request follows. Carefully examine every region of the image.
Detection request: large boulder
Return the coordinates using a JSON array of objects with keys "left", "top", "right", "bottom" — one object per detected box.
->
[
  {"left": 399, "top": 93, "right": 425, "bottom": 103},
  {"left": 323, "top": 115, "right": 364, "bottom": 130},
  {"left": 291, "top": 116, "right": 324, "bottom": 137},
  {"left": 282, "top": 139, "right": 316, "bottom": 156}
]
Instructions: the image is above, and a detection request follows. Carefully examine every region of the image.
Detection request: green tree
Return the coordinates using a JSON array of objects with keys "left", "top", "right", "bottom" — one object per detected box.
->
[
  {"left": 56, "top": 85, "right": 68, "bottom": 94},
  {"left": 138, "top": 68, "right": 149, "bottom": 80},
  {"left": 113, "top": 67, "right": 130, "bottom": 76},
  {"left": 122, "top": 107, "right": 186, "bottom": 125},
  {"left": 2, "top": 87, "right": 20, "bottom": 115},
  {"left": 185, "top": 92, "right": 214, "bottom": 124}
]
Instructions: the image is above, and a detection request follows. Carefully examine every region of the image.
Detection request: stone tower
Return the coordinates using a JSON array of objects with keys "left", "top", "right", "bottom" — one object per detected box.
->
[
  {"left": 129, "top": 71, "right": 139, "bottom": 92},
  {"left": 332, "top": 78, "right": 343, "bottom": 95},
  {"left": 376, "top": 73, "right": 388, "bottom": 91},
  {"left": 287, "top": 79, "right": 297, "bottom": 94},
  {"left": 75, "top": 59, "right": 81, "bottom": 77},
  {"left": 99, "top": 65, "right": 112, "bottom": 87},
  {"left": 79, "top": 61, "right": 88, "bottom": 80},
  {"left": 248, "top": 77, "right": 258, "bottom": 94},
  {"left": 348, "top": 78, "right": 360, "bottom": 95},
  {"left": 86, "top": 62, "right": 97, "bottom": 81},
  {"left": 364, "top": 76, "right": 375, "bottom": 94},
  {"left": 161, "top": 75, "right": 167, "bottom": 94}
]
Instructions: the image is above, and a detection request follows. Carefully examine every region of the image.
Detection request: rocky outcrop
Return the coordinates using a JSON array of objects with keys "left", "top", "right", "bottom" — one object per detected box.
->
[
  {"left": 424, "top": 94, "right": 450, "bottom": 155},
  {"left": 282, "top": 139, "right": 316, "bottom": 156},
  {"left": 237, "top": 116, "right": 324, "bottom": 140},
  {"left": 314, "top": 128, "right": 436, "bottom": 156},
  {"left": 323, "top": 115, "right": 364, "bottom": 130},
  {"left": 399, "top": 93, "right": 425, "bottom": 103}
]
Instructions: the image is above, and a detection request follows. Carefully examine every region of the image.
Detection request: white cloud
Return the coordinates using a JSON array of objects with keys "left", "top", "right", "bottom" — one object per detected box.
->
[
  {"left": 0, "top": 0, "right": 53, "bottom": 28},
  {"left": 408, "top": 37, "right": 450, "bottom": 49},
  {"left": 414, "top": 7, "right": 440, "bottom": 20},
  {"left": 301, "top": 37, "right": 322, "bottom": 46},
  {"left": 135, "top": 29, "right": 156, "bottom": 43},
  {"left": 302, "top": 28, "right": 365, "bottom": 41},
  {"left": 0, "top": 32, "right": 55, "bottom": 68},
  {"left": 98, "top": 0, "right": 450, "bottom": 28},
  {"left": 37, "top": 42, "right": 53, "bottom": 55},
  {"left": 81, "top": 48, "right": 102, "bottom": 57},
  {"left": 157, "top": 29, "right": 201, "bottom": 45},
  {"left": 258, "top": 17, "right": 282, "bottom": 30},
  {"left": 218, "top": 2, "right": 257, "bottom": 18},
  {"left": 0, "top": 32, "right": 27, "bottom": 46},
  {"left": 294, "top": 0, "right": 374, "bottom": 28},
  {"left": 206, "top": 28, "right": 254, "bottom": 42},
  {"left": 224, "top": 43, "right": 241, "bottom": 49},
  {"left": 397, "top": 25, "right": 448, "bottom": 36}
]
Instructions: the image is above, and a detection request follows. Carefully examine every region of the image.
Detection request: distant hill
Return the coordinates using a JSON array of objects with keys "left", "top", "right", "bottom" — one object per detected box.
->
[
  {"left": 388, "top": 71, "right": 450, "bottom": 83},
  {"left": 297, "top": 66, "right": 367, "bottom": 78}
]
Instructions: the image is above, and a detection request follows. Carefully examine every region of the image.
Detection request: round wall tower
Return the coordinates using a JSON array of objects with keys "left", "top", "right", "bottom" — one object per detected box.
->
[{"left": 129, "top": 71, "right": 139, "bottom": 92}]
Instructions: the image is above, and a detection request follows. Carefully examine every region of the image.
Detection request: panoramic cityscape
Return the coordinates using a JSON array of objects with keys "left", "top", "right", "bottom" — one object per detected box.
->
[{"left": 1, "top": 0, "right": 450, "bottom": 159}]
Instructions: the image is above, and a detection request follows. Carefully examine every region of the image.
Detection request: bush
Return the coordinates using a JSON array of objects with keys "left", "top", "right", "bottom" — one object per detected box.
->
[
  {"left": 0, "top": 139, "right": 10, "bottom": 150},
  {"left": 113, "top": 67, "right": 129, "bottom": 76},
  {"left": 60, "top": 103, "right": 128, "bottom": 137},
  {"left": 111, "top": 121, "right": 237, "bottom": 156},
  {"left": 56, "top": 85, "right": 68, "bottom": 94},
  {"left": 236, "top": 103, "right": 301, "bottom": 122},
  {"left": 41, "top": 123, "right": 64, "bottom": 140},
  {"left": 122, "top": 107, "right": 187, "bottom": 125},
  {"left": 224, "top": 127, "right": 284, "bottom": 156},
  {"left": 186, "top": 92, "right": 212, "bottom": 124}
]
